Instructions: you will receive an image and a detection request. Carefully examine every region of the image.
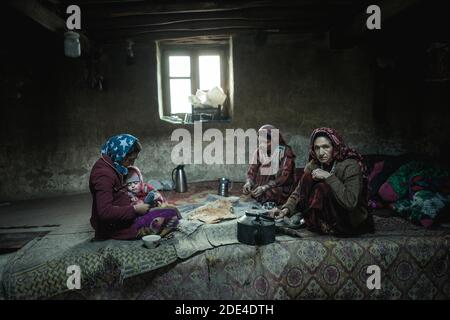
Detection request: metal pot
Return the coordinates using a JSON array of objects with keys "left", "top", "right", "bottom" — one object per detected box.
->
[{"left": 237, "top": 210, "right": 275, "bottom": 246}]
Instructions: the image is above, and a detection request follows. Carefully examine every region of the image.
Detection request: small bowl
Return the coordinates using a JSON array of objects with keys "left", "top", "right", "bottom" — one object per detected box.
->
[{"left": 142, "top": 235, "right": 161, "bottom": 249}]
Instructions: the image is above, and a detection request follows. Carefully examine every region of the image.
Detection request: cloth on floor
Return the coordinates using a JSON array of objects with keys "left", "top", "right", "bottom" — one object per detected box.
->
[
  {"left": 364, "top": 154, "right": 414, "bottom": 203},
  {"left": 1, "top": 235, "right": 178, "bottom": 300},
  {"left": 174, "top": 198, "right": 234, "bottom": 236},
  {"left": 53, "top": 215, "right": 450, "bottom": 300},
  {"left": 6, "top": 189, "right": 449, "bottom": 300},
  {"left": 378, "top": 161, "right": 450, "bottom": 227},
  {"left": 203, "top": 220, "right": 239, "bottom": 247},
  {"left": 177, "top": 217, "right": 204, "bottom": 237},
  {"left": 394, "top": 191, "right": 450, "bottom": 228},
  {"left": 186, "top": 198, "right": 237, "bottom": 224},
  {"left": 173, "top": 195, "right": 254, "bottom": 258},
  {"left": 3, "top": 205, "right": 450, "bottom": 300},
  {"left": 173, "top": 227, "right": 213, "bottom": 259},
  {"left": 0, "top": 195, "right": 253, "bottom": 300}
]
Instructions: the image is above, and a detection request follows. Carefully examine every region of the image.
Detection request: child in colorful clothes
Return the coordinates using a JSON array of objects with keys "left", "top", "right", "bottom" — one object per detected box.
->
[
  {"left": 125, "top": 166, "right": 181, "bottom": 237},
  {"left": 125, "top": 166, "right": 166, "bottom": 207},
  {"left": 90, "top": 133, "right": 181, "bottom": 240}
]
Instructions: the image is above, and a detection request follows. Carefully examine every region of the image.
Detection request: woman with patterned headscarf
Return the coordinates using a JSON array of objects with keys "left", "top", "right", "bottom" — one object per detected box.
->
[
  {"left": 272, "top": 127, "right": 374, "bottom": 236},
  {"left": 243, "top": 124, "right": 296, "bottom": 205},
  {"left": 89, "top": 134, "right": 181, "bottom": 240}
]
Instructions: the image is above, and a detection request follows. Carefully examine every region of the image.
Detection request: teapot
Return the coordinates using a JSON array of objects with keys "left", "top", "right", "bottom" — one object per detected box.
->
[
  {"left": 237, "top": 210, "right": 275, "bottom": 246},
  {"left": 172, "top": 165, "right": 187, "bottom": 193}
]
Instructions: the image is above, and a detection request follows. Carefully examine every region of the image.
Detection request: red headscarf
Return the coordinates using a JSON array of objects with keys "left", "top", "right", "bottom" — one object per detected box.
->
[
  {"left": 252, "top": 124, "right": 295, "bottom": 169},
  {"left": 309, "top": 127, "right": 368, "bottom": 179},
  {"left": 258, "top": 124, "right": 287, "bottom": 146},
  {"left": 309, "top": 127, "right": 369, "bottom": 205}
]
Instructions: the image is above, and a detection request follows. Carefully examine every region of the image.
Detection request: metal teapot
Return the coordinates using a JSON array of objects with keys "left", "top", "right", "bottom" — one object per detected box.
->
[
  {"left": 237, "top": 210, "right": 275, "bottom": 246},
  {"left": 172, "top": 165, "right": 187, "bottom": 193}
]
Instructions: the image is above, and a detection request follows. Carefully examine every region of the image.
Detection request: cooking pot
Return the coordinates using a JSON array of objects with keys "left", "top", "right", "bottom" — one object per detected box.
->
[{"left": 237, "top": 210, "right": 275, "bottom": 246}]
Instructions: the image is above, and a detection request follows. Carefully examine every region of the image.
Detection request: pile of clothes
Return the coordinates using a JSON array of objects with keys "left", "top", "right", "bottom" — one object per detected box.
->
[{"left": 365, "top": 155, "right": 450, "bottom": 227}]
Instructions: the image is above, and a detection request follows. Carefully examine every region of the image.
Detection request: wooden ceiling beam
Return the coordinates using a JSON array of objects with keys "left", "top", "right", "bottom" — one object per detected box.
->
[
  {"left": 76, "top": 0, "right": 356, "bottom": 19},
  {"left": 84, "top": 7, "right": 334, "bottom": 30},
  {"left": 86, "top": 16, "right": 330, "bottom": 32},
  {"left": 94, "top": 26, "right": 325, "bottom": 43},
  {"left": 88, "top": 19, "right": 319, "bottom": 38}
]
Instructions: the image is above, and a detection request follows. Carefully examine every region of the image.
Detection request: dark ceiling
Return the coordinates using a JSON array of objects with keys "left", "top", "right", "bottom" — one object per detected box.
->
[
  {"left": 6, "top": 0, "right": 449, "bottom": 48},
  {"left": 7, "top": 0, "right": 380, "bottom": 42}
]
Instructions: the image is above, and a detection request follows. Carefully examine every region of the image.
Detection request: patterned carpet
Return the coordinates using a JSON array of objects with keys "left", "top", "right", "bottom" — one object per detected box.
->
[
  {"left": 1, "top": 182, "right": 449, "bottom": 300},
  {"left": 120, "top": 216, "right": 450, "bottom": 300}
]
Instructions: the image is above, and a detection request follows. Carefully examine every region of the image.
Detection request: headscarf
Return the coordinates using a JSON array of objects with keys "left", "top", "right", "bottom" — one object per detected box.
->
[
  {"left": 308, "top": 127, "right": 368, "bottom": 179},
  {"left": 309, "top": 127, "right": 369, "bottom": 204},
  {"left": 125, "top": 167, "right": 141, "bottom": 184},
  {"left": 125, "top": 166, "right": 145, "bottom": 193},
  {"left": 258, "top": 124, "right": 287, "bottom": 146},
  {"left": 101, "top": 134, "right": 139, "bottom": 175},
  {"left": 252, "top": 125, "right": 295, "bottom": 176}
]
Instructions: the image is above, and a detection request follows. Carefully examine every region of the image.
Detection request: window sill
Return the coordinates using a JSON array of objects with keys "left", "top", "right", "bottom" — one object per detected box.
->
[{"left": 161, "top": 116, "right": 231, "bottom": 125}]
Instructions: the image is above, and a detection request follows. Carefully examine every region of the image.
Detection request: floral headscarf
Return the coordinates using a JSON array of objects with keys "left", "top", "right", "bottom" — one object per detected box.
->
[{"left": 101, "top": 134, "right": 139, "bottom": 175}]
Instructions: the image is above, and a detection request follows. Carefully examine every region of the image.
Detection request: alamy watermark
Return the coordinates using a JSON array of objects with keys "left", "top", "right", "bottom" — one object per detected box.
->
[
  {"left": 65, "top": 264, "right": 381, "bottom": 291},
  {"left": 66, "top": 5, "right": 81, "bottom": 30},
  {"left": 66, "top": 264, "right": 81, "bottom": 290},
  {"left": 170, "top": 122, "right": 280, "bottom": 175},
  {"left": 367, "top": 4, "right": 381, "bottom": 30},
  {"left": 366, "top": 265, "right": 381, "bottom": 290}
]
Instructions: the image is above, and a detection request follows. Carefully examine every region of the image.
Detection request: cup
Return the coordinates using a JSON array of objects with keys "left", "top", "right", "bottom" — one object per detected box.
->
[{"left": 142, "top": 234, "right": 161, "bottom": 249}]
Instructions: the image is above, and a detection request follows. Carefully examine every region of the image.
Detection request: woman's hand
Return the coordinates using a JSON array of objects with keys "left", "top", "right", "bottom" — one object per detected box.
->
[
  {"left": 269, "top": 207, "right": 290, "bottom": 219},
  {"left": 251, "top": 185, "right": 267, "bottom": 197},
  {"left": 311, "top": 168, "right": 331, "bottom": 181},
  {"left": 242, "top": 181, "right": 253, "bottom": 195},
  {"left": 134, "top": 203, "right": 150, "bottom": 215}
]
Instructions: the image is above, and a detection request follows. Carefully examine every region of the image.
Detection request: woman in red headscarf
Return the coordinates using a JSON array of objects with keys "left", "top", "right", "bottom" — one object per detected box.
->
[
  {"left": 273, "top": 127, "right": 374, "bottom": 236},
  {"left": 243, "top": 124, "right": 296, "bottom": 205}
]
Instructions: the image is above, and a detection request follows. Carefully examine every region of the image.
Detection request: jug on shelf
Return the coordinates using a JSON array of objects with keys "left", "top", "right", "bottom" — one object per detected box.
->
[{"left": 172, "top": 165, "right": 187, "bottom": 193}]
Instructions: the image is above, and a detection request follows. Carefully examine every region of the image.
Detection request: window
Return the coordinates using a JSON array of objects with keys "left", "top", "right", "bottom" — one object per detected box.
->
[
  {"left": 168, "top": 55, "right": 192, "bottom": 114},
  {"left": 156, "top": 37, "right": 233, "bottom": 123}
]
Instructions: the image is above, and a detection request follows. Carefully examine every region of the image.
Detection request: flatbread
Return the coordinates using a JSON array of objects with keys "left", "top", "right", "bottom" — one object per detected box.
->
[{"left": 187, "top": 199, "right": 236, "bottom": 224}]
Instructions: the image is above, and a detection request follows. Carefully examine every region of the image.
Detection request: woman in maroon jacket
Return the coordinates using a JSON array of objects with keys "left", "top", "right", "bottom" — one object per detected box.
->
[
  {"left": 89, "top": 134, "right": 180, "bottom": 240},
  {"left": 242, "top": 124, "right": 296, "bottom": 205}
]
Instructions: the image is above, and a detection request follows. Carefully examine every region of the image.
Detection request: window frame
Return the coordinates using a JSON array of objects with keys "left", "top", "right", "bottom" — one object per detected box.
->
[{"left": 157, "top": 41, "right": 231, "bottom": 122}]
